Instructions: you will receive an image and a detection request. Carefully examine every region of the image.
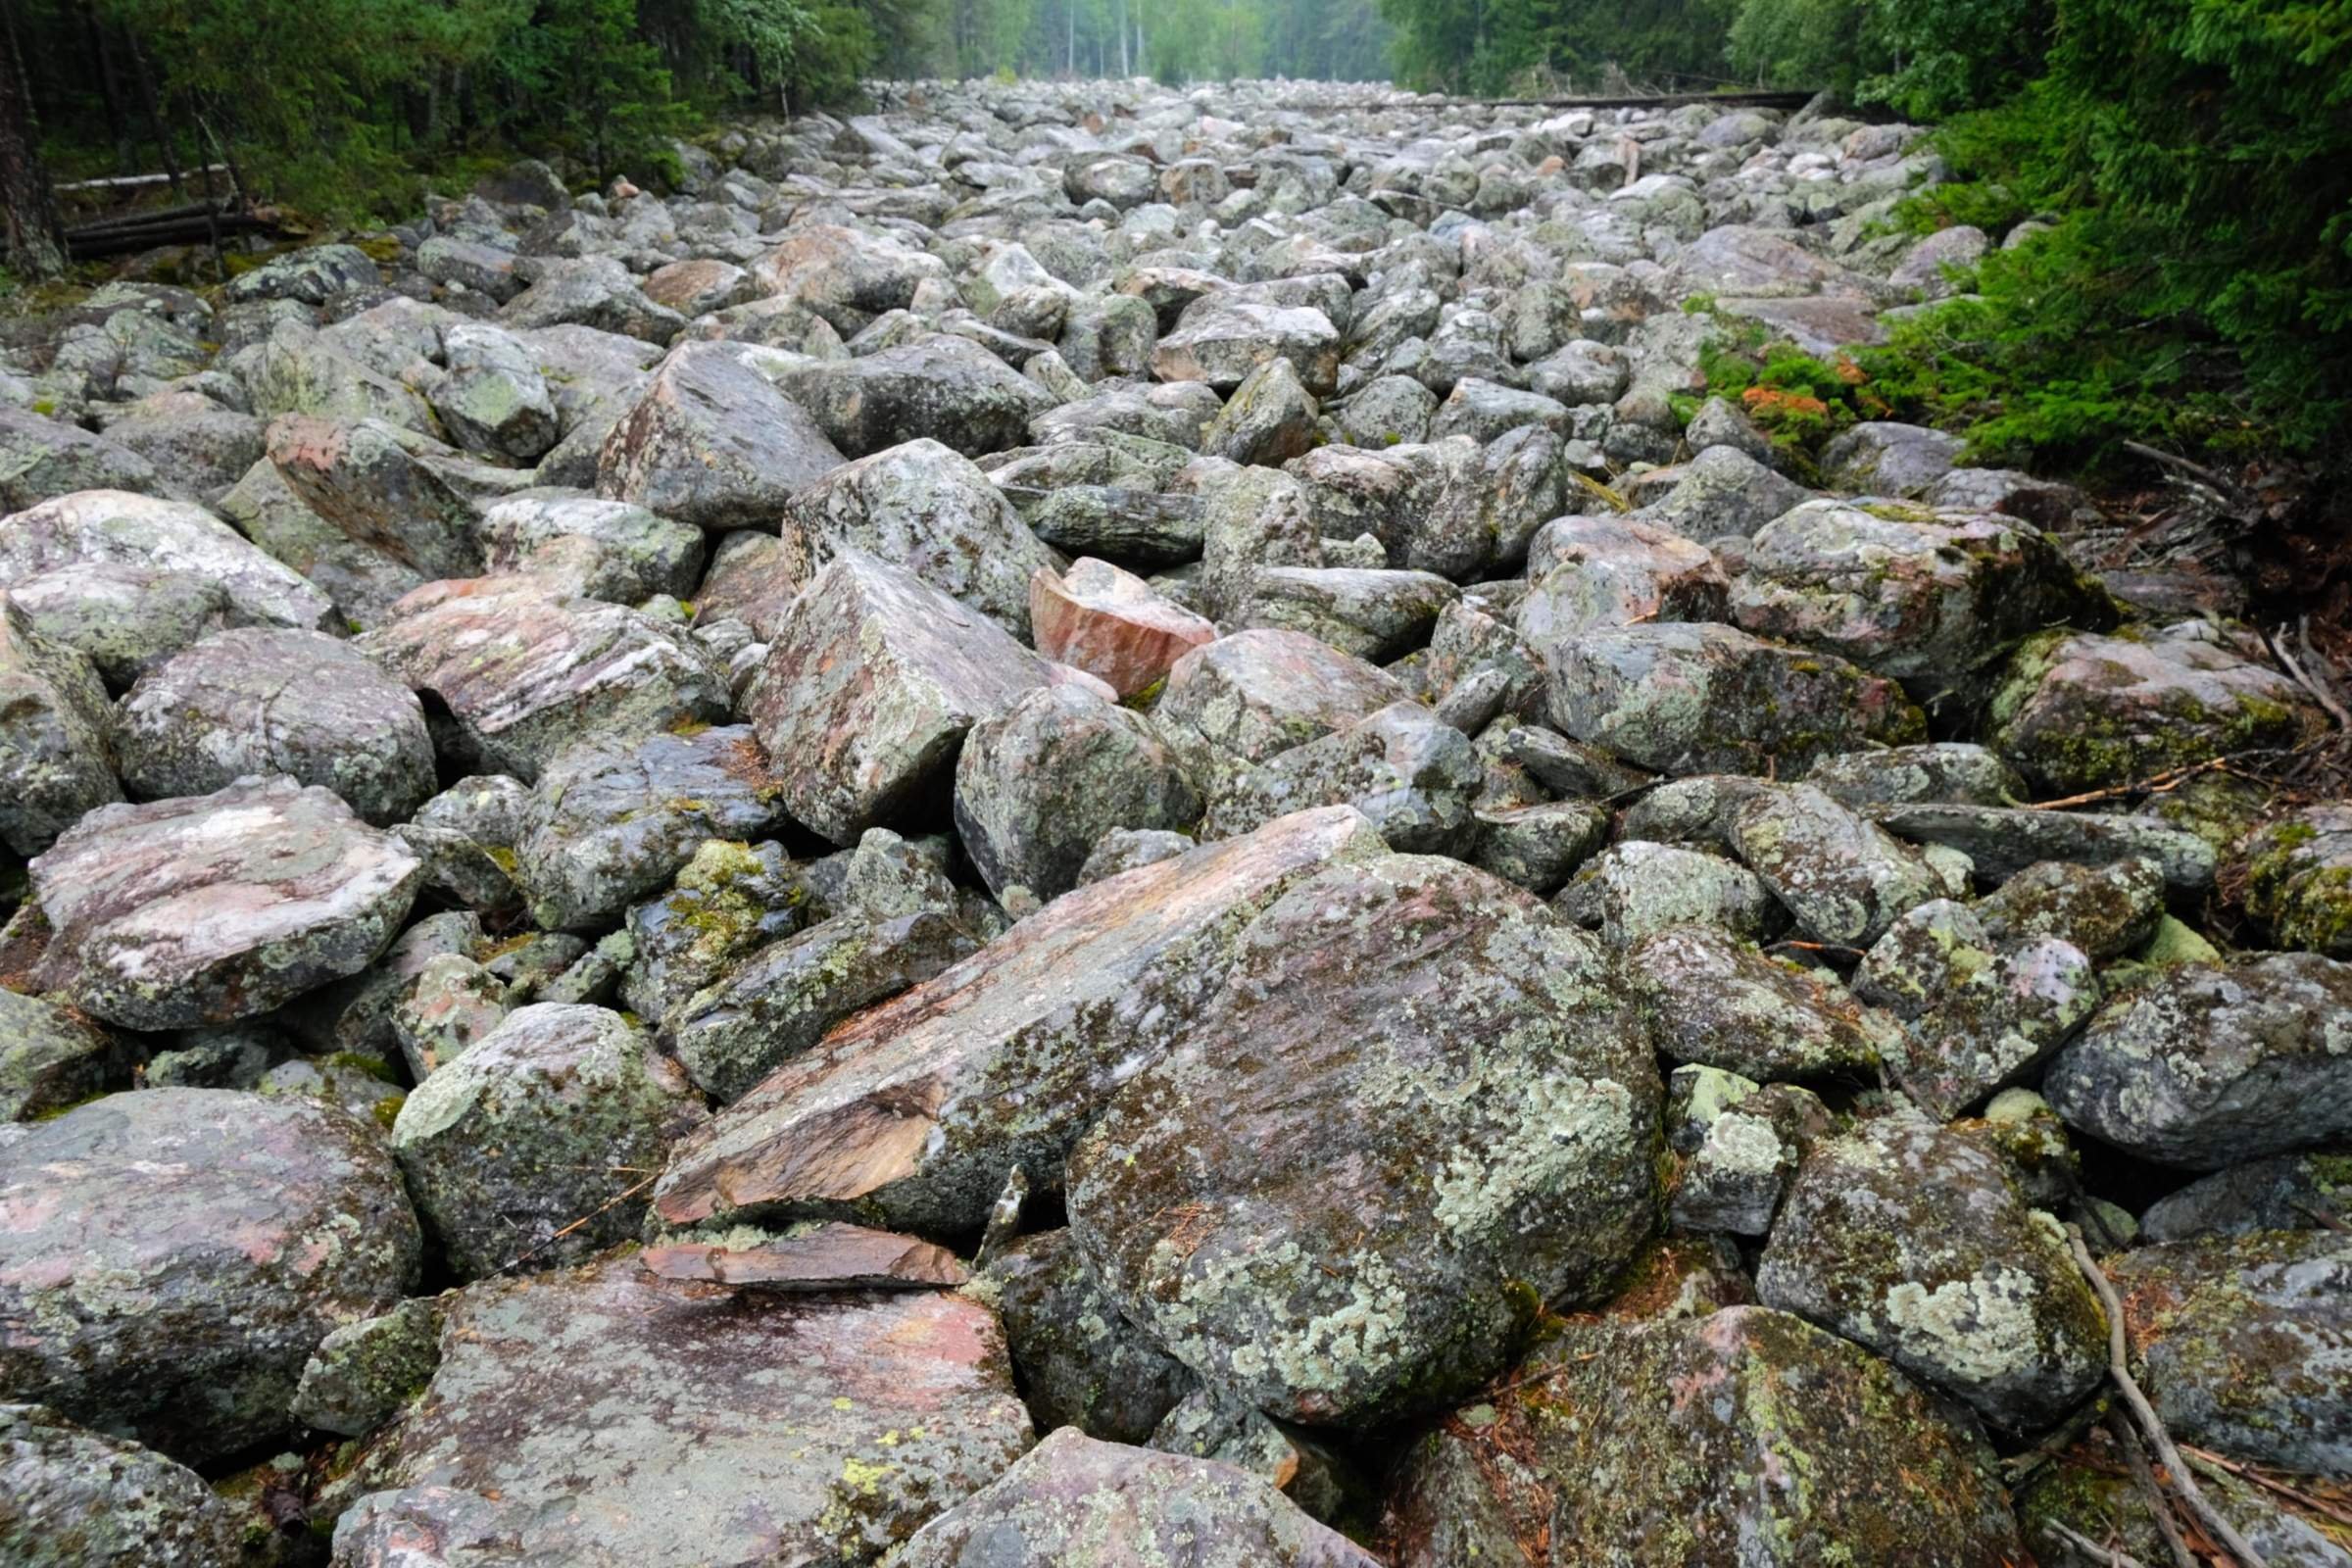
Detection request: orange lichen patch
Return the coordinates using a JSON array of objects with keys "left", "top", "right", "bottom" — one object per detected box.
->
[{"left": 1742, "top": 386, "right": 1831, "bottom": 418}]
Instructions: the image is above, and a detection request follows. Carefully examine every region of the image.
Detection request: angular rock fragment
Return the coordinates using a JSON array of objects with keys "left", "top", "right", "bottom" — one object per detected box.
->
[
  {"left": 595, "top": 340, "right": 846, "bottom": 528},
  {"left": 1628, "top": 921, "right": 1900, "bottom": 1080},
  {"left": 0, "top": 597, "right": 120, "bottom": 856},
  {"left": 0, "top": 1404, "right": 252, "bottom": 1563},
  {"left": 977, "top": 1227, "right": 1196, "bottom": 1444},
  {"left": 1155, "top": 628, "right": 1406, "bottom": 765},
  {"left": 1727, "top": 783, "right": 1947, "bottom": 948},
  {"left": 0, "top": 488, "right": 335, "bottom": 632},
  {"left": 1028, "top": 558, "right": 1215, "bottom": 699}
]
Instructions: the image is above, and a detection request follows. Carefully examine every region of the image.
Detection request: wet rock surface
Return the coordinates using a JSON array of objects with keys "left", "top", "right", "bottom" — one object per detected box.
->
[{"left": 1, "top": 74, "right": 2347, "bottom": 1564}]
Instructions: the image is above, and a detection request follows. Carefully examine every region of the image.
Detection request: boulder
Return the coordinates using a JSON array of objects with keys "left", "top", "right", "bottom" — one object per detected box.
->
[
  {"left": 1755, "top": 1116, "right": 2107, "bottom": 1431},
  {"left": 332, "top": 1255, "right": 1032, "bottom": 1568},
  {"left": 0, "top": 597, "right": 120, "bottom": 856},
  {"left": 895, "top": 1428, "right": 1381, "bottom": 1568},
  {"left": 1068, "top": 854, "right": 1661, "bottom": 1425},
  {"left": 2239, "top": 803, "right": 2352, "bottom": 957},
  {"left": 265, "top": 415, "right": 488, "bottom": 582},
  {"left": 0, "top": 1089, "right": 417, "bottom": 1462},
  {"left": 652, "top": 806, "right": 1385, "bottom": 1235},
  {"left": 1518, "top": 514, "right": 1729, "bottom": 649},
  {"left": 1152, "top": 299, "right": 1342, "bottom": 394},
  {"left": 0, "top": 488, "right": 335, "bottom": 632},
  {"left": 746, "top": 552, "right": 1054, "bottom": 843},
  {"left": 1726, "top": 783, "right": 1947, "bottom": 948},
  {"left": 28, "top": 777, "right": 421, "bottom": 1029},
  {"left": 1028, "top": 558, "right": 1215, "bottom": 700},
  {"left": 1155, "top": 629, "right": 1406, "bottom": 765},
  {"left": 775, "top": 336, "right": 1056, "bottom": 458},
  {"left": 476, "top": 490, "right": 705, "bottom": 602},
  {"left": 0, "top": 1404, "right": 251, "bottom": 1564},
  {"left": 2042, "top": 953, "right": 2352, "bottom": 1169},
  {"left": 0, "top": 990, "right": 133, "bottom": 1121},
  {"left": 977, "top": 1228, "right": 1196, "bottom": 1445},
  {"left": 116, "top": 627, "right": 435, "bottom": 825},
  {"left": 1627, "top": 921, "right": 1900, "bottom": 1080},
  {"left": 0, "top": 406, "right": 183, "bottom": 510},
  {"left": 1557, "top": 841, "right": 1781, "bottom": 948},
  {"left": 749, "top": 222, "right": 951, "bottom": 331},
  {"left": 1820, "top": 421, "right": 1966, "bottom": 497},
  {"left": 1386, "top": 1306, "right": 2023, "bottom": 1568},
  {"left": 391, "top": 1004, "right": 710, "bottom": 1278},
  {"left": 1206, "top": 701, "right": 1482, "bottom": 856},
  {"left": 595, "top": 341, "right": 847, "bottom": 528}
]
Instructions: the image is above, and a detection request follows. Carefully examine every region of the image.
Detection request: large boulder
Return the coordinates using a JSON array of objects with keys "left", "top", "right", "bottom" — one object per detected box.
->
[
  {"left": 894, "top": 1428, "right": 1381, "bottom": 1568},
  {"left": 2042, "top": 953, "right": 2352, "bottom": 1168},
  {"left": 27, "top": 777, "right": 422, "bottom": 1029},
  {"left": 1544, "top": 622, "right": 1924, "bottom": 776},
  {"left": 778, "top": 438, "right": 1059, "bottom": 635},
  {"left": 1155, "top": 629, "right": 1406, "bottom": 766},
  {"left": 1755, "top": 1116, "right": 2107, "bottom": 1431},
  {"left": 0, "top": 1089, "right": 418, "bottom": 1462},
  {"left": 331, "top": 1255, "right": 1033, "bottom": 1567},
  {"left": 1152, "top": 299, "right": 1342, "bottom": 395},
  {"left": 1028, "top": 558, "right": 1216, "bottom": 700},
  {"left": 749, "top": 222, "right": 951, "bottom": 331},
  {"left": 747, "top": 552, "right": 1055, "bottom": 843},
  {"left": 361, "top": 579, "right": 728, "bottom": 781},
  {"left": 264, "top": 415, "right": 490, "bottom": 582},
  {"left": 391, "top": 1004, "right": 710, "bottom": 1278},
  {"left": 1068, "top": 854, "right": 1662, "bottom": 1425},
  {"left": 595, "top": 340, "right": 846, "bottom": 528},
  {"left": 653, "top": 806, "right": 1386, "bottom": 1235},
  {"left": 116, "top": 627, "right": 436, "bottom": 826},
  {"left": 1386, "top": 1306, "right": 2024, "bottom": 1568},
  {"left": 0, "top": 406, "right": 183, "bottom": 510},
  {"left": 0, "top": 489, "right": 334, "bottom": 632}
]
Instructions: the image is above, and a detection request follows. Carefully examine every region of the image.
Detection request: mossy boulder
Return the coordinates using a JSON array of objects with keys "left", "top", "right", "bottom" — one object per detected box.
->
[
  {"left": 1728, "top": 783, "right": 1948, "bottom": 948},
  {"left": 1987, "top": 625, "right": 2327, "bottom": 795},
  {"left": 0, "top": 1402, "right": 253, "bottom": 1566},
  {"left": 1974, "top": 856, "right": 2165, "bottom": 960},
  {"left": 0, "top": 989, "right": 134, "bottom": 1122},
  {"left": 291, "top": 1297, "right": 444, "bottom": 1438},
  {"left": 1803, "top": 742, "right": 2026, "bottom": 808},
  {"left": 0, "top": 1089, "right": 419, "bottom": 1463},
  {"left": 1384, "top": 1306, "right": 2024, "bottom": 1567},
  {"left": 2237, "top": 804, "right": 2352, "bottom": 957},
  {"left": 1627, "top": 921, "right": 1900, "bottom": 1081},
  {"left": 1067, "top": 854, "right": 1662, "bottom": 1427},
  {"left": 2019, "top": 1446, "right": 2352, "bottom": 1568},
  {"left": 0, "top": 598, "right": 121, "bottom": 858},
  {"left": 619, "top": 838, "right": 812, "bottom": 1028},
  {"left": 1755, "top": 1116, "right": 2107, "bottom": 1431}
]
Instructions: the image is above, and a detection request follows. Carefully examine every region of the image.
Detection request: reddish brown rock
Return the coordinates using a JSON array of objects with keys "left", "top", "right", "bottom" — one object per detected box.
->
[
  {"left": 1028, "top": 558, "right": 1215, "bottom": 700},
  {"left": 652, "top": 805, "right": 1386, "bottom": 1235},
  {"left": 640, "top": 258, "right": 754, "bottom": 316}
]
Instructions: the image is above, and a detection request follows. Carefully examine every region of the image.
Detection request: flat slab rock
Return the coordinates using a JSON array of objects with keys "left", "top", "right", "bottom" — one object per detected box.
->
[
  {"left": 640, "top": 1224, "right": 966, "bottom": 1290},
  {"left": 28, "top": 775, "right": 423, "bottom": 1029},
  {"left": 1385, "top": 1306, "right": 2022, "bottom": 1568},
  {"left": 654, "top": 806, "right": 1387, "bottom": 1236},
  {"left": 332, "top": 1253, "right": 1033, "bottom": 1568},
  {"left": 894, "top": 1427, "right": 1380, "bottom": 1568},
  {"left": 0, "top": 1088, "right": 419, "bottom": 1464}
]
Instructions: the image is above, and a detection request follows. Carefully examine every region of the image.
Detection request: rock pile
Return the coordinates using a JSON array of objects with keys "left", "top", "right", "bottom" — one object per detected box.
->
[{"left": 0, "top": 74, "right": 2345, "bottom": 1568}]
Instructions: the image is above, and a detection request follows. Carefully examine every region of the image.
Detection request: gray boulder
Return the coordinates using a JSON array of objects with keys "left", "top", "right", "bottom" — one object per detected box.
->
[
  {"left": 1628, "top": 921, "right": 1901, "bottom": 1080},
  {"left": 775, "top": 335, "right": 1056, "bottom": 458},
  {"left": 977, "top": 1228, "right": 1196, "bottom": 1445},
  {"left": 1727, "top": 783, "right": 1947, "bottom": 948},
  {"left": 0, "top": 598, "right": 120, "bottom": 856},
  {"left": 595, "top": 340, "right": 847, "bottom": 528},
  {"left": 0, "top": 1403, "right": 251, "bottom": 1565},
  {"left": 0, "top": 488, "right": 334, "bottom": 632}
]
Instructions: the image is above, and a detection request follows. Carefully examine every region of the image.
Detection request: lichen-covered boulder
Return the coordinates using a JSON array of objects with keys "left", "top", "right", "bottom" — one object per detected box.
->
[
  {"left": 1205, "top": 701, "right": 1482, "bottom": 857},
  {"left": 1517, "top": 514, "right": 1729, "bottom": 649},
  {"left": 1627, "top": 921, "right": 1900, "bottom": 1080},
  {"left": 1631, "top": 444, "right": 1811, "bottom": 543},
  {"left": 774, "top": 335, "right": 1056, "bottom": 458},
  {"left": 1820, "top": 421, "right": 1966, "bottom": 497},
  {"left": 1670, "top": 1082, "right": 1830, "bottom": 1236},
  {"left": 748, "top": 222, "right": 950, "bottom": 332},
  {"left": 778, "top": 438, "right": 1060, "bottom": 635},
  {"left": 1068, "top": 855, "right": 1662, "bottom": 1426},
  {"left": 263, "top": 415, "right": 491, "bottom": 583},
  {"left": 1472, "top": 798, "right": 1608, "bottom": 892},
  {"left": 976, "top": 1229, "right": 1197, "bottom": 1445},
  {"left": 0, "top": 407, "right": 185, "bottom": 511},
  {"left": 1029, "top": 558, "right": 1216, "bottom": 701},
  {"left": 1988, "top": 625, "right": 2328, "bottom": 794},
  {"left": 116, "top": 627, "right": 435, "bottom": 826},
  {"left": 1871, "top": 801, "right": 2217, "bottom": 891},
  {"left": 2238, "top": 804, "right": 2352, "bottom": 957},
  {"left": 434, "top": 320, "right": 560, "bottom": 463},
  {"left": 620, "top": 838, "right": 812, "bottom": 1027},
  {"left": 28, "top": 777, "right": 421, "bottom": 1029},
  {"left": 331, "top": 1254, "right": 1033, "bottom": 1568},
  {"left": 0, "top": 489, "right": 334, "bottom": 632},
  {"left": 1974, "top": 856, "right": 2165, "bottom": 960},
  {"left": 2042, "top": 953, "right": 2352, "bottom": 1169},
  {"left": 895, "top": 1427, "right": 1380, "bottom": 1568},
  {"left": 1731, "top": 502, "right": 2110, "bottom": 679},
  {"left": 1160, "top": 620, "right": 1396, "bottom": 749},
  {"left": 594, "top": 341, "right": 846, "bottom": 528},
  {"left": 0, "top": 597, "right": 120, "bottom": 856},
  {"left": 1804, "top": 743, "right": 2026, "bottom": 808},
  {"left": 0, "top": 990, "right": 133, "bottom": 1121},
  {"left": 361, "top": 578, "right": 728, "bottom": 781},
  {"left": 2099, "top": 1230, "right": 2351, "bottom": 1473},
  {"left": 1384, "top": 1306, "right": 2023, "bottom": 1568},
  {"left": 476, "top": 490, "right": 705, "bottom": 604},
  {"left": 0, "top": 1403, "right": 252, "bottom": 1566},
  {"left": 1727, "top": 783, "right": 1947, "bottom": 948},
  {"left": 653, "top": 806, "right": 1386, "bottom": 1236},
  {"left": 954, "top": 683, "right": 1199, "bottom": 903},
  {"left": 0, "top": 1089, "right": 419, "bottom": 1462},
  {"left": 747, "top": 551, "right": 1054, "bottom": 843},
  {"left": 1755, "top": 1116, "right": 2107, "bottom": 1431},
  {"left": 1855, "top": 900, "right": 2099, "bottom": 1119},
  {"left": 391, "top": 1004, "right": 709, "bottom": 1279},
  {"left": 509, "top": 725, "right": 788, "bottom": 930},
  {"left": 1543, "top": 622, "right": 1924, "bottom": 776},
  {"left": 498, "top": 256, "right": 686, "bottom": 344},
  {"left": 2019, "top": 1446, "right": 2352, "bottom": 1568},
  {"left": 1152, "top": 298, "right": 1342, "bottom": 395},
  {"left": 1556, "top": 840, "right": 1781, "bottom": 948},
  {"left": 2, "top": 557, "right": 234, "bottom": 685}
]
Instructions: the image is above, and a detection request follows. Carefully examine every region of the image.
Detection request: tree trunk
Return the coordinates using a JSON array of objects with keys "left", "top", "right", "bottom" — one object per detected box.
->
[{"left": 0, "top": 3, "right": 65, "bottom": 279}]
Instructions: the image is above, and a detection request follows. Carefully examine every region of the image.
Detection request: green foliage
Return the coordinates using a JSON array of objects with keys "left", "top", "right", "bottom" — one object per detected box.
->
[
  {"left": 1727, "top": 0, "right": 2048, "bottom": 118},
  {"left": 1382, "top": 0, "right": 1737, "bottom": 94}
]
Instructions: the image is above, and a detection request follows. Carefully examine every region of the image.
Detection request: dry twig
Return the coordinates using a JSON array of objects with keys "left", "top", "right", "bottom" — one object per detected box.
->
[
  {"left": 2115, "top": 1415, "right": 2201, "bottom": 1568},
  {"left": 2066, "top": 1226, "right": 2271, "bottom": 1568},
  {"left": 2181, "top": 1446, "right": 2352, "bottom": 1532},
  {"left": 2026, "top": 757, "right": 2234, "bottom": 810},
  {"left": 2269, "top": 621, "right": 2352, "bottom": 730},
  {"left": 2045, "top": 1518, "right": 2156, "bottom": 1568},
  {"left": 500, "top": 1172, "right": 659, "bottom": 1274}
]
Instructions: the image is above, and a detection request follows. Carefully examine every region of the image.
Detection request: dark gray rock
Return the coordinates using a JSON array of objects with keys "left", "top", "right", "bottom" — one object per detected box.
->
[
  {"left": 0, "top": 1403, "right": 251, "bottom": 1566},
  {"left": 976, "top": 1227, "right": 1196, "bottom": 1445},
  {"left": 0, "top": 598, "right": 120, "bottom": 856},
  {"left": 595, "top": 341, "right": 846, "bottom": 528}
]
